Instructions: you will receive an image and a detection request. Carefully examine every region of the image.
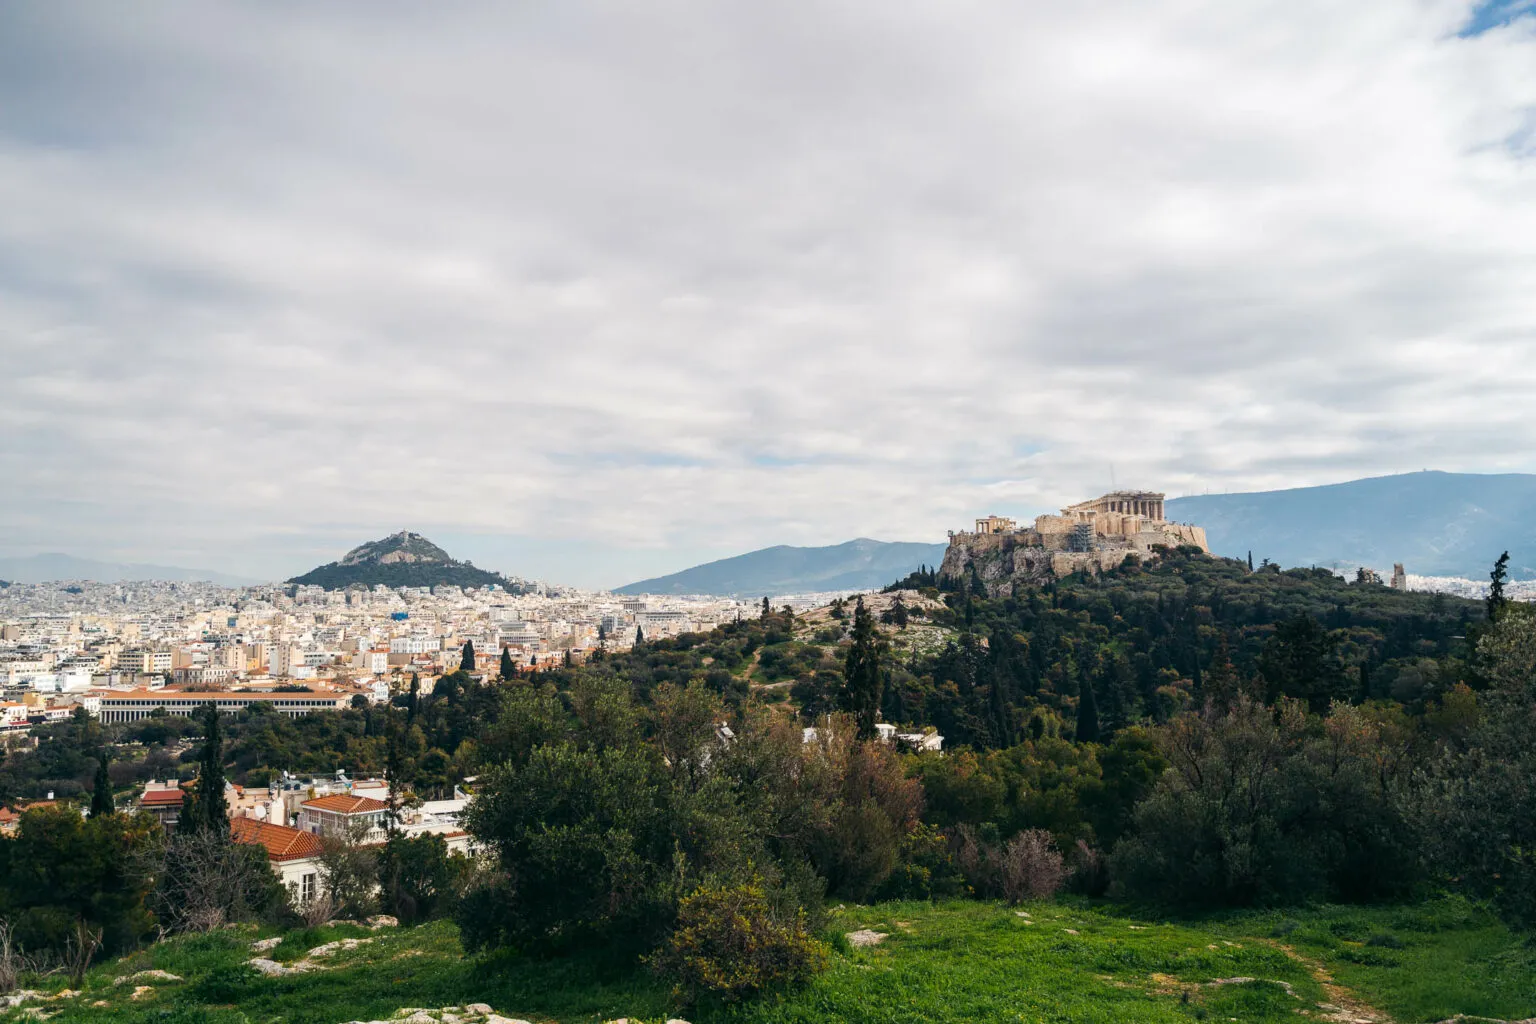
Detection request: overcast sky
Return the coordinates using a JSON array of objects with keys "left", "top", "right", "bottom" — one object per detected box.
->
[{"left": 3, "top": 2, "right": 1535, "bottom": 588}]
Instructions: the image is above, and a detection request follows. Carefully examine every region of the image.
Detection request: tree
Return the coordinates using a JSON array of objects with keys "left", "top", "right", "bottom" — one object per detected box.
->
[
  {"left": 0, "top": 805, "right": 159, "bottom": 960},
  {"left": 155, "top": 827, "right": 282, "bottom": 933},
  {"left": 317, "top": 820, "right": 379, "bottom": 920},
  {"left": 90, "top": 749, "right": 114, "bottom": 818},
  {"left": 180, "top": 703, "right": 227, "bottom": 835},
  {"left": 1488, "top": 550, "right": 1509, "bottom": 622},
  {"left": 842, "top": 597, "right": 885, "bottom": 740},
  {"left": 761, "top": 596, "right": 772, "bottom": 619},
  {"left": 634, "top": 626, "right": 646, "bottom": 649},
  {"left": 1418, "top": 607, "right": 1536, "bottom": 927},
  {"left": 460, "top": 640, "right": 476, "bottom": 673},
  {"left": 598, "top": 622, "right": 608, "bottom": 647},
  {"left": 1076, "top": 675, "right": 1100, "bottom": 744},
  {"left": 1247, "top": 551, "right": 1254, "bottom": 572},
  {"left": 377, "top": 832, "right": 456, "bottom": 925}
]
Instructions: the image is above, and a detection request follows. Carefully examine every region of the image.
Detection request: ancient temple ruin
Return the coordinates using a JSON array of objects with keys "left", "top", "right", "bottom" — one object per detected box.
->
[{"left": 941, "top": 490, "right": 1209, "bottom": 592}]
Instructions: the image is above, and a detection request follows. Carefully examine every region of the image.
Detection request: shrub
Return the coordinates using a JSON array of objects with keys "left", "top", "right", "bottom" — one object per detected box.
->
[
  {"left": 648, "top": 880, "right": 828, "bottom": 1004},
  {"left": 876, "top": 824, "right": 966, "bottom": 900},
  {"left": 1000, "top": 829, "right": 1066, "bottom": 902},
  {"left": 1068, "top": 840, "right": 1110, "bottom": 897}
]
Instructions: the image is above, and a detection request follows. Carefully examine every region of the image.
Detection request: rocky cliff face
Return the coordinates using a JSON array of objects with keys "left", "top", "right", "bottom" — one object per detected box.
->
[
  {"left": 939, "top": 534, "right": 1058, "bottom": 596},
  {"left": 939, "top": 534, "right": 1151, "bottom": 596}
]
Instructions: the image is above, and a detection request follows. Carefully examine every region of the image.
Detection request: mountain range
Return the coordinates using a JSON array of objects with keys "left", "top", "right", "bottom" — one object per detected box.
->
[
  {"left": 0, "top": 552, "right": 259, "bottom": 587},
  {"left": 1165, "top": 471, "right": 1536, "bottom": 580},
  {"left": 287, "top": 531, "right": 523, "bottom": 591},
  {"left": 614, "top": 538, "right": 948, "bottom": 596}
]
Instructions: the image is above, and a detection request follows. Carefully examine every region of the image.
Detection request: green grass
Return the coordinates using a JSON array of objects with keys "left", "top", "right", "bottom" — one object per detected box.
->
[
  {"left": 7, "top": 898, "right": 1531, "bottom": 1024},
  {"left": 1202, "top": 898, "right": 1536, "bottom": 1023}
]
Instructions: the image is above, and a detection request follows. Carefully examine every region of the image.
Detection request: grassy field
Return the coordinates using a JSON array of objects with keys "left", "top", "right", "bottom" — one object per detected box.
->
[{"left": 6, "top": 897, "right": 1531, "bottom": 1024}]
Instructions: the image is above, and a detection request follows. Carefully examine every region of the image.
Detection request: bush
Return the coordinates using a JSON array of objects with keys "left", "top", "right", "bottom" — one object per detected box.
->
[
  {"left": 648, "top": 880, "right": 828, "bottom": 1004},
  {"left": 876, "top": 824, "right": 966, "bottom": 900},
  {"left": 1111, "top": 698, "right": 1418, "bottom": 908},
  {"left": 1000, "top": 829, "right": 1066, "bottom": 902},
  {"left": 1068, "top": 840, "right": 1110, "bottom": 897}
]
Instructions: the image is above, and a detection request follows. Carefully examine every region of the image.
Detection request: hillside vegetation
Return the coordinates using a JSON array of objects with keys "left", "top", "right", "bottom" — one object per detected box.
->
[{"left": 4, "top": 550, "right": 1534, "bottom": 1023}]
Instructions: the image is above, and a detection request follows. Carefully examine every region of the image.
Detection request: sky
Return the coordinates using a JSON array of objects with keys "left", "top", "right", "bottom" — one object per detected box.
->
[{"left": 2, "top": 2, "right": 1535, "bottom": 590}]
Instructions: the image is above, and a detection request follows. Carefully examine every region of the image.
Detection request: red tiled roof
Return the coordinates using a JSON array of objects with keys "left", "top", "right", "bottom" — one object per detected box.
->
[
  {"left": 230, "top": 817, "right": 323, "bottom": 861},
  {"left": 301, "top": 794, "right": 389, "bottom": 814},
  {"left": 139, "top": 790, "right": 185, "bottom": 806}
]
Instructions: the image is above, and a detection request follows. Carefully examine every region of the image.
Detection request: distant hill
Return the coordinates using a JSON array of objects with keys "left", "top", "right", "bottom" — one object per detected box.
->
[
  {"left": 288, "top": 531, "right": 522, "bottom": 591},
  {"left": 0, "top": 553, "right": 258, "bottom": 586},
  {"left": 1166, "top": 471, "right": 1536, "bottom": 579},
  {"left": 614, "top": 538, "right": 949, "bottom": 597}
]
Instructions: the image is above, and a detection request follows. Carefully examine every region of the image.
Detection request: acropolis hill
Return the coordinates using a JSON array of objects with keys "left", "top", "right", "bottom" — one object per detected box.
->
[{"left": 940, "top": 490, "right": 1209, "bottom": 594}]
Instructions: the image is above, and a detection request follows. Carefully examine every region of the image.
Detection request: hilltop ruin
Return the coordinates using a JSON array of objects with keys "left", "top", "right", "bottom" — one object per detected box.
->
[{"left": 940, "top": 491, "right": 1209, "bottom": 593}]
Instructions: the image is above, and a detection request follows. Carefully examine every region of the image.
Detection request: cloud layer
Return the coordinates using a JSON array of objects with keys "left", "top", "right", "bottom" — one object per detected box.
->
[{"left": 3, "top": 2, "right": 1535, "bottom": 586}]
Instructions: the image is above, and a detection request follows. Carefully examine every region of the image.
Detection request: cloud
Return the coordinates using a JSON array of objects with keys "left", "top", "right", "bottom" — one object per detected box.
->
[{"left": 1, "top": 1, "right": 1535, "bottom": 587}]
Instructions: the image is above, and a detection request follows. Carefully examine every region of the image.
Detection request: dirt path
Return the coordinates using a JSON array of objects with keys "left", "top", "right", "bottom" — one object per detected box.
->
[{"left": 1268, "top": 941, "right": 1394, "bottom": 1024}]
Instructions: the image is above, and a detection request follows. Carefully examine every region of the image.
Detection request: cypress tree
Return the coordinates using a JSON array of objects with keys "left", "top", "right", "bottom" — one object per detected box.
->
[
  {"left": 182, "top": 703, "right": 227, "bottom": 834},
  {"left": 1076, "top": 674, "right": 1101, "bottom": 744},
  {"left": 1247, "top": 550, "right": 1254, "bottom": 572},
  {"left": 842, "top": 597, "right": 885, "bottom": 740},
  {"left": 563, "top": 648, "right": 573, "bottom": 668},
  {"left": 634, "top": 626, "right": 645, "bottom": 649},
  {"left": 1488, "top": 551, "right": 1510, "bottom": 622},
  {"left": 460, "top": 640, "right": 476, "bottom": 673},
  {"left": 761, "top": 596, "right": 771, "bottom": 619},
  {"left": 499, "top": 646, "right": 515, "bottom": 680},
  {"left": 90, "top": 749, "right": 114, "bottom": 817},
  {"left": 407, "top": 674, "right": 420, "bottom": 724}
]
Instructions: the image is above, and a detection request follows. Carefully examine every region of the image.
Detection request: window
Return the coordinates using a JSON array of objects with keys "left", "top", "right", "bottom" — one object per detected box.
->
[{"left": 300, "top": 873, "right": 316, "bottom": 902}]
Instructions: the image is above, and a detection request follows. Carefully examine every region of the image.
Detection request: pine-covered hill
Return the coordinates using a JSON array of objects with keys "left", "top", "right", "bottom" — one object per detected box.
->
[
  {"left": 287, "top": 531, "right": 521, "bottom": 591},
  {"left": 884, "top": 548, "right": 1488, "bottom": 751}
]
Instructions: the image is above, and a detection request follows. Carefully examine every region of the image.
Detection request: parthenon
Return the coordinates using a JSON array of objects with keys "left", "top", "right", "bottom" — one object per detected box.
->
[{"left": 1063, "top": 491, "right": 1165, "bottom": 521}]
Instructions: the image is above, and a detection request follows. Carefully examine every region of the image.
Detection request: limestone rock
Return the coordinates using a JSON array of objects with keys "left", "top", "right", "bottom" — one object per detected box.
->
[
  {"left": 307, "top": 937, "right": 373, "bottom": 958},
  {"left": 367, "top": 915, "right": 400, "bottom": 929},
  {"left": 845, "top": 929, "right": 887, "bottom": 947},
  {"left": 0, "top": 991, "right": 43, "bottom": 1010},
  {"left": 247, "top": 957, "right": 317, "bottom": 976},
  {"left": 464, "top": 1005, "right": 493, "bottom": 1016},
  {"left": 113, "top": 969, "right": 182, "bottom": 985},
  {"left": 250, "top": 936, "right": 283, "bottom": 952},
  {"left": 130, "top": 986, "right": 155, "bottom": 1001}
]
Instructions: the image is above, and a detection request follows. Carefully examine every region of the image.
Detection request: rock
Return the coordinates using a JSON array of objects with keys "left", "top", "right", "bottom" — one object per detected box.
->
[
  {"left": 666, "top": 1019, "right": 693, "bottom": 1024},
  {"left": 308, "top": 937, "right": 373, "bottom": 958},
  {"left": 91, "top": 1001, "right": 109, "bottom": 1008},
  {"left": 464, "top": 1005, "right": 493, "bottom": 1016},
  {"left": 402, "top": 1013, "right": 439, "bottom": 1024},
  {"left": 50, "top": 991, "right": 77, "bottom": 1000},
  {"left": 845, "top": 929, "right": 887, "bottom": 947},
  {"left": 483, "top": 1017, "right": 532, "bottom": 1024},
  {"left": 247, "top": 957, "right": 317, "bottom": 976},
  {"left": 250, "top": 936, "right": 283, "bottom": 952},
  {"left": 1064, "top": 928, "right": 1080, "bottom": 935},
  {"left": 0, "top": 991, "right": 43, "bottom": 1010},
  {"left": 130, "top": 986, "right": 155, "bottom": 1001},
  {"left": 113, "top": 970, "right": 182, "bottom": 985},
  {"left": 367, "top": 914, "right": 400, "bottom": 929}
]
